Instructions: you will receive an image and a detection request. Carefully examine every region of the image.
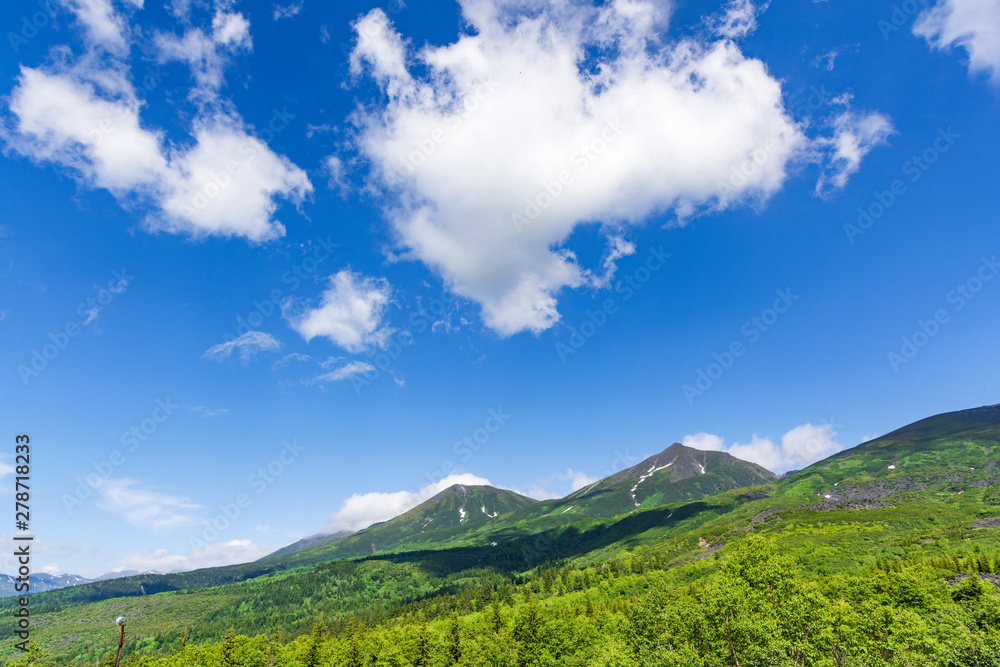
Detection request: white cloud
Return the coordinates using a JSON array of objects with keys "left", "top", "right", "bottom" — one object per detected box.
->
[
  {"left": 324, "top": 154, "right": 349, "bottom": 194},
  {"left": 512, "top": 484, "right": 562, "bottom": 501},
  {"left": 117, "top": 539, "right": 275, "bottom": 572},
  {"left": 316, "top": 360, "right": 376, "bottom": 382},
  {"left": 681, "top": 432, "right": 726, "bottom": 451},
  {"left": 815, "top": 112, "right": 895, "bottom": 197},
  {"left": 94, "top": 478, "right": 201, "bottom": 533},
  {"left": 5, "top": 1, "right": 311, "bottom": 244},
  {"left": 190, "top": 405, "right": 229, "bottom": 417},
  {"left": 203, "top": 331, "right": 282, "bottom": 362},
  {"left": 154, "top": 9, "right": 252, "bottom": 100},
  {"left": 272, "top": 352, "right": 312, "bottom": 369},
  {"left": 287, "top": 270, "right": 393, "bottom": 352},
  {"left": 724, "top": 434, "right": 785, "bottom": 471},
  {"left": 326, "top": 473, "right": 492, "bottom": 532},
  {"left": 63, "top": 0, "right": 135, "bottom": 54},
  {"left": 711, "top": 0, "right": 769, "bottom": 39},
  {"left": 915, "top": 0, "right": 1000, "bottom": 83},
  {"left": 683, "top": 422, "right": 842, "bottom": 473},
  {"left": 591, "top": 234, "right": 637, "bottom": 288},
  {"left": 0, "top": 536, "right": 100, "bottom": 576},
  {"left": 813, "top": 47, "right": 841, "bottom": 71},
  {"left": 780, "top": 423, "right": 842, "bottom": 465},
  {"left": 345, "top": 1, "right": 880, "bottom": 336},
  {"left": 560, "top": 468, "right": 600, "bottom": 492},
  {"left": 273, "top": 1, "right": 304, "bottom": 21},
  {"left": 319, "top": 355, "right": 346, "bottom": 369}
]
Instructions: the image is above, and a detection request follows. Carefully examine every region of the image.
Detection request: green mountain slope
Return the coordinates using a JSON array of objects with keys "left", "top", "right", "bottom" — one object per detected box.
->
[
  {"left": 264, "top": 530, "right": 354, "bottom": 560},
  {"left": 303, "top": 485, "right": 538, "bottom": 559},
  {"left": 775, "top": 404, "right": 1000, "bottom": 509},
  {"left": 651, "top": 404, "right": 1000, "bottom": 577},
  {"left": 561, "top": 442, "right": 777, "bottom": 514}
]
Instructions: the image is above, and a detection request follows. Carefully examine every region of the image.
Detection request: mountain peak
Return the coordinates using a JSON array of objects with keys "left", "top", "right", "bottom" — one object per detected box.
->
[
  {"left": 564, "top": 442, "right": 776, "bottom": 513},
  {"left": 429, "top": 483, "right": 512, "bottom": 502}
]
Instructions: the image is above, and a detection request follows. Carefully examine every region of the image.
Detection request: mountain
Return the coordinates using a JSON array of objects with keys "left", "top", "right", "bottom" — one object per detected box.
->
[
  {"left": 264, "top": 530, "right": 354, "bottom": 559},
  {"left": 554, "top": 442, "right": 777, "bottom": 517},
  {"left": 261, "top": 445, "right": 774, "bottom": 561},
  {"left": 0, "top": 572, "right": 92, "bottom": 598},
  {"left": 407, "top": 483, "right": 538, "bottom": 530},
  {"left": 774, "top": 404, "right": 1000, "bottom": 509},
  {"left": 0, "top": 569, "right": 173, "bottom": 598},
  {"left": 317, "top": 484, "right": 538, "bottom": 558}
]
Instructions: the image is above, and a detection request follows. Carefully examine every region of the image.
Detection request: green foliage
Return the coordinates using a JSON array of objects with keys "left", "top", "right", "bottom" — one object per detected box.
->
[
  {"left": 10, "top": 536, "right": 1000, "bottom": 667},
  {"left": 953, "top": 576, "right": 992, "bottom": 603},
  {"left": 8, "top": 406, "right": 1000, "bottom": 665},
  {"left": 6, "top": 642, "right": 50, "bottom": 667}
]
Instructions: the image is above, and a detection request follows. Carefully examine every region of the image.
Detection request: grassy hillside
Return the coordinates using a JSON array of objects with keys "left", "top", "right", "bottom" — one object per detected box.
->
[{"left": 5, "top": 405, "right": 1000, "bottom": 665}]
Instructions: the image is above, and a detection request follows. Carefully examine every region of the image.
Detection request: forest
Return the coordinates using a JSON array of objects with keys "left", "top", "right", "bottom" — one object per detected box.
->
[{"left": 9, "top": 535, "right": 1000, "bottom": 667}]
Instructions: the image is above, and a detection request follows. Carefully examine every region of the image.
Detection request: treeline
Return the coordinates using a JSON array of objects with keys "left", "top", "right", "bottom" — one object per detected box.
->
[
  {"left": 874, "top": 548, "right": 1000, "bottom": 577},
  {"left": 12, "top": 536, "right": 1000, "bottom": 667}
]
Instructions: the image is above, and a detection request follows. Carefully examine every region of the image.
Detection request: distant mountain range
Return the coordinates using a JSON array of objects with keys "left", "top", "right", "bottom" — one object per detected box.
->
[{"left": 0, "top": 569, "right": 165, "bottom": 598}]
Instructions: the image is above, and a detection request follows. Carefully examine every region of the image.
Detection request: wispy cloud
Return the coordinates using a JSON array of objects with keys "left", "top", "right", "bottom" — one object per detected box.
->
[
  {"left": 203, "top": 331, "right": 282, "bottom": 362},
  {"left": 710, "top": 0, "right": 770, "bottom": 39},
  {"left": 94, "top": 478, "right": 201, "bottom": 533},
  {"left": 273, "top": 1, "right": 304, "bottom": 21},
  {"left": 316, "top": 360, "right": 375, "bottom": 382},
  {"left": 189, "top": 405, "right": 229, "bottom": 418},
  {"left": 813, "top": 47, "right": 841, "bottom": 71},
  {"left": 118, "top": 539, "right": 275, "bottom": 572},
  {"left": 272, "top": 352, "right": 312, "bottom": 369},
  {"left": 0, "top": 457, "right": 14, "bottom": 483},
  {"left": 815, "top": 112, "right": 895, "bottom": 197}
]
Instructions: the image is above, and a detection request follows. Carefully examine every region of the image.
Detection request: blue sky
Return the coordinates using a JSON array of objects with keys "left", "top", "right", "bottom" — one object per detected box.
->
[{"left": 1, "top": 0, "right": 998, "bottom": 577}]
